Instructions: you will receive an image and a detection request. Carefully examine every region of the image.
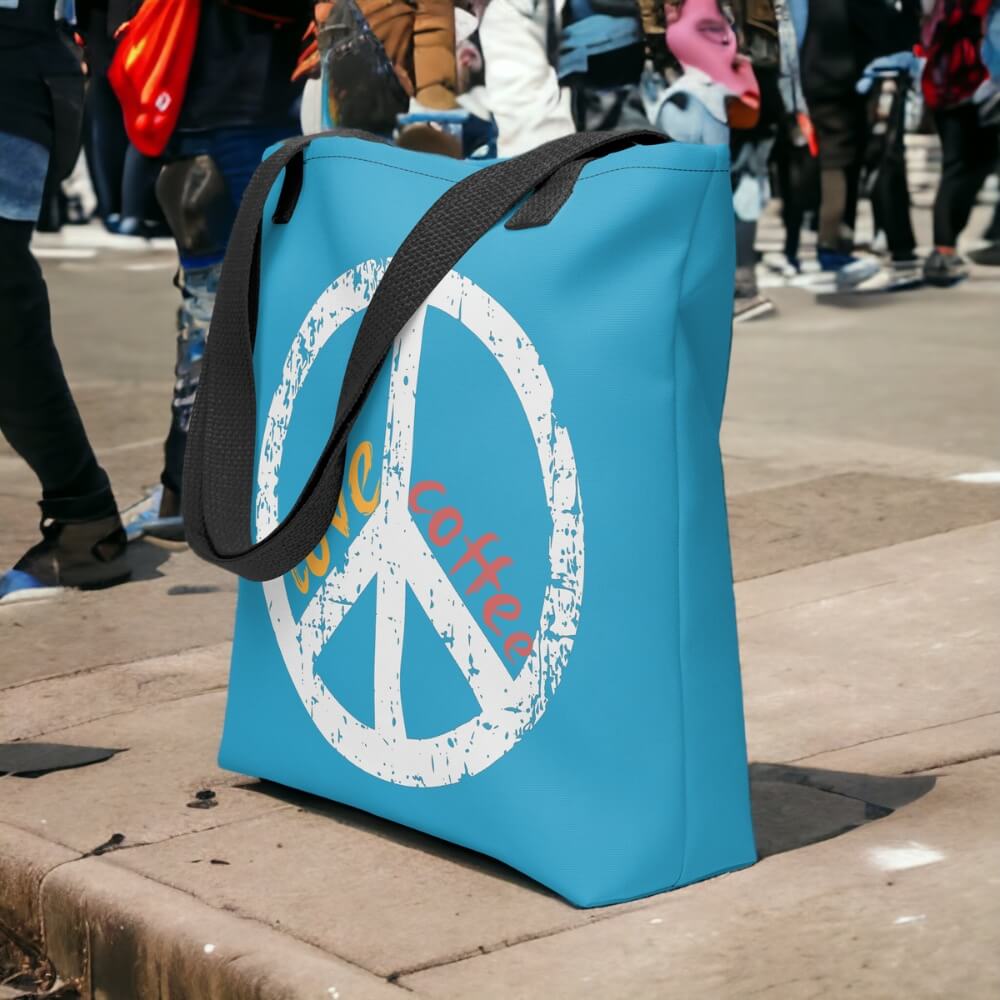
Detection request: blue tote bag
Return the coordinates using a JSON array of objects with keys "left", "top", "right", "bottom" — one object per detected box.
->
[{"left": 183, "top": 129, "right": 756, "bottom": 907}]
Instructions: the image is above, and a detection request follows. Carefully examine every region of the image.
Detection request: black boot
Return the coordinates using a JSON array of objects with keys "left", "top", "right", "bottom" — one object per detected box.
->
[{"left": 1, "top": 514, "right": 131, "bottom": 602}]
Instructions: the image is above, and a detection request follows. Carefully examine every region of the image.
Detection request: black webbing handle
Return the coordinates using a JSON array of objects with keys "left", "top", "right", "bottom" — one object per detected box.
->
[{"left": 183, "top": 128, "right": 667, "bottom": 581}]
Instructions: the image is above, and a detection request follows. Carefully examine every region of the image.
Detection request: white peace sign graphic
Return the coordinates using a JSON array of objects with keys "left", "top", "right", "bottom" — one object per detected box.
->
[{"left": 257, "top": 260, "right": 584, "bottom": 787}]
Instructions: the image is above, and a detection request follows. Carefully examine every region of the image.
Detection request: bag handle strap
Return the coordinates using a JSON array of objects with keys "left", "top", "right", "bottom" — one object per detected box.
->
[{"left": 183, "top": 128, "right": 667, "bottom": 581}]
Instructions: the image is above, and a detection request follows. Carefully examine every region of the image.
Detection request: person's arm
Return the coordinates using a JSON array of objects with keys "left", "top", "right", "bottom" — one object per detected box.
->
[{"left": 479, "top": 0, "right": 575, "bottom": 156}]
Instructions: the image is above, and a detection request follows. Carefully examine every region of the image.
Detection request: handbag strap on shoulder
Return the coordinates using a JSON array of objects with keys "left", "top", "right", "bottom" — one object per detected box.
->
[{"left": 182, "top": 127, "right": 667, "bottom": 581}]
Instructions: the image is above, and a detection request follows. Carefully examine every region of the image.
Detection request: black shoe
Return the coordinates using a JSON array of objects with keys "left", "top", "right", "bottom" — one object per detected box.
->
[
  {"left": 0, "top": 515, "right": 131, "bottom": 603},
  {"left": 923, "top": 250, "right": 969, "bottom": 287},
  {"left": 968, "top": 241, "right": 1000, "bottom": 267}
]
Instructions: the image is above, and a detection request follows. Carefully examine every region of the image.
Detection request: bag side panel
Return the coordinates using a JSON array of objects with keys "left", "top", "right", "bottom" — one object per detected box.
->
[{"left": 673, "top": 148, "right": 757, "bottom": 885}]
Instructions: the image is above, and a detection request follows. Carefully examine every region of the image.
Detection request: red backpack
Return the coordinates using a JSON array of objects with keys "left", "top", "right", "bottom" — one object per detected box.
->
[
  {"left": 109, "top": 0, "right": 202, "bottom": 156},
  {"left": 920, "top": 0, "right": 990, "bottom": 110}
]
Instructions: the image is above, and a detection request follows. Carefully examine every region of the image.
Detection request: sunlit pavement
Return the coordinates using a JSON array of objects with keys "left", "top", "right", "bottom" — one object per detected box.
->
[{"left": 1, "top": 207, "right": 998, "bottom": 998}]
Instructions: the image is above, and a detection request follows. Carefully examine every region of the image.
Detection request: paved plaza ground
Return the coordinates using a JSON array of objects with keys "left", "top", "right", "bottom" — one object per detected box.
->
[{"left": 1, "top": 211, "right": 998, "bottom": 998}]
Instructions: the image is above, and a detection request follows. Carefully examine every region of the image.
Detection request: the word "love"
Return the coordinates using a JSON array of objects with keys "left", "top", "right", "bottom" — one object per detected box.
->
[{"left": 289, "top": 440, "right": 379, "bottom": 594}]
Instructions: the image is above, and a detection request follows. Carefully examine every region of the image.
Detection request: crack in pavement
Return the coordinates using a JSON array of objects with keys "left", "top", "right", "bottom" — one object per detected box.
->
[
  {"left": 11, "top": 685, "right": 229, "bottom": 743},
  {"left": 902, "top": 748, "right": 1000, "bottom": 774},
  {"left": 0, "top": 642, "right": 232, "bottom": 695},
  {"left": 788, "top": 709, "right": 1000, "bottom": 765},
  {"left": 738, "top": 578, "right": 898, "bottom": 621}
]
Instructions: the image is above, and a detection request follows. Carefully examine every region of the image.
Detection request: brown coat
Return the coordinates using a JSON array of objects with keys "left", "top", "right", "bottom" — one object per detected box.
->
[{"left": 357, "top": 0, "right": 458, "bottom": 106}]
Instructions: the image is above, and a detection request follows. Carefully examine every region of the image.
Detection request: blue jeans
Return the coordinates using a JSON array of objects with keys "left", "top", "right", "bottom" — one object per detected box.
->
[
  {"left": 161, "top": 125, "right": 298, "bottom": 494},
  {"left": 0, "top": 131, "right": 49, "bottom": 222},
  {"left": 169, "top": 125, "right": 297, "bottom": 267}
]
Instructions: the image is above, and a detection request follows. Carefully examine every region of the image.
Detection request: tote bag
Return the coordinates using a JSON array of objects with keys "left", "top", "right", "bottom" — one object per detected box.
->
[{"left": 183, "top": 129, "right": 756, "bottom": 907}]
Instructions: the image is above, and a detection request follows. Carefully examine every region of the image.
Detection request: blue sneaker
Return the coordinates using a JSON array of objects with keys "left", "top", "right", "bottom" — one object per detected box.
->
[
  {"left": 0, "top": 569, "right": 62, "bottom": 604},
  {"left": 818, "top": 249, "right": 882, "bottom": 290}
]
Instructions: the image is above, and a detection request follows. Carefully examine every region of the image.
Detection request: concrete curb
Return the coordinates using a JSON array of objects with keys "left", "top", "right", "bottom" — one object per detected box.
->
[{"left": 0, "top": 823, "right": 406, "bottom": 1000}]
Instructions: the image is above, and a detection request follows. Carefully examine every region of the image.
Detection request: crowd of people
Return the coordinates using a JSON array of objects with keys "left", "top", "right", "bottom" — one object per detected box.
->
[{"left": 1, "top": 0, "right": 998, "bottom": 601}]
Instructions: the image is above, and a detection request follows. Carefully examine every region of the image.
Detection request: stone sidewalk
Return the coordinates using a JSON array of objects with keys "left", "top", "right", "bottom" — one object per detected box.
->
[{"left": 1, "top": 238, "right": 999, "bottom": 997}]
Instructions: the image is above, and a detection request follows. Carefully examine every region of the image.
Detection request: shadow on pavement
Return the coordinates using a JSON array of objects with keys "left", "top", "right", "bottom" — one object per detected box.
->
[
  {"left": 126, "top": 539, "right": 175, "bottom": 582},
  {"left": 814, "top": 291, "right": 922, "bottom": 310},
  {"left": 239, "top": 777, "right": 562, "bottom": 897},
  {"left": 236, "top": 763, "right": 935, "bottom": 899},
  {"left": 750, "top": 762, "right": 936, "bottom": 859}
]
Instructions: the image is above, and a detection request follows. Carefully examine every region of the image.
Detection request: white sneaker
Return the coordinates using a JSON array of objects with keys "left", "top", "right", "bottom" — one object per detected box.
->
[
  {"left": 854, "top": 260, "right": 924, "bottom": 293},
  {"left": 734, "top": 295, "right": 777, "bottom": 323},
  {"left": 121, "top": 485, "right": 185, "bottom": 542},
  {"left": 834, "top": 257, "right": 882, "bottom": 290}
]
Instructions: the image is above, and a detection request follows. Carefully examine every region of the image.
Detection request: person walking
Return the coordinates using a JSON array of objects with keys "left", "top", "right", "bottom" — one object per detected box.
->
[
  {"left": 479, "top": 0, "right": 576, "bottom": 156},
  {"left": 921, "top": 0, "right": 1000, "bottom": 285},
  {"left": 799, "top": 0, "right": 907, "bottom": 289},
  {"left": 728, "top": 0, "right": 783, "bottom": 321},
  {"left": 125, "top": 0, "right": 313, "bottom": 540},
  {"left": 969, "top": 1, "right": 1000, "bottom": 263},
  {"left": 0, "top": 0, "right": 130, "bottom": 602},
  {"left": 854, "top": 2, "right": 923, "bottom": 290}
]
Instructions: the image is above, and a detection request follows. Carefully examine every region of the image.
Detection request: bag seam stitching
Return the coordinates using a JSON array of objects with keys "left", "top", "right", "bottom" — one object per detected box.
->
[
  {"left": 580, "top": 165, "right": 730, "bottom": 179},
  {"left": 668, "top": 161, "right": 715, "bottom": 892},
  {"left": 300, "top": 153, "right": 729, "bottom": 184}
]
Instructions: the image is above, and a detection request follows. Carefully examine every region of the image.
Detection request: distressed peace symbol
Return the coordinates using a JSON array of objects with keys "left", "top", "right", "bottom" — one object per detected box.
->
[{"left": 257, "top": 260, "right": 585, "bottom": 786}]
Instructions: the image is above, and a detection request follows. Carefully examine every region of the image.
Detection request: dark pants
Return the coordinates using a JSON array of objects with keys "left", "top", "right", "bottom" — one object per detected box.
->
[
  {"left": 122, "top": 143, "right": 165, "bottom": 223},
  {"left": 867, "top": 77, "right": 916, "bottom": 262},
  {"left": 0, "top": 218, "right": 115, "bottom": 521},
  {"left": 985, "top": 173, "right": 1000, "bottom": 241},
  {"left": 85, "top": 73, "right": 129, "bottom": 219},
  {"left": 81, "top": 11, "right": 129, "bottom": 222},
  {"left": 773, "top": 124, "right": 819, "bottom": 264},
  {"left": 809, "top": 94, "right": 868, "bottom": 252},
  {"left": 159, "top": 124, "right": 297, "bottom": 495},
  {"left": 932, "top": 104, "right": 1000, "bottom": 249}
]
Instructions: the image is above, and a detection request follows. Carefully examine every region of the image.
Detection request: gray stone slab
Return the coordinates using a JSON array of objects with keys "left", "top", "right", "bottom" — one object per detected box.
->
[
  {"left": 0, "top": 543, "right": 235, "bottom": 686},
  {"left": 0, "top": 691, "right": 285, "bottom": 852},
  {"left": 0, "top": 643, "right": 230, "bottom": 742},
  {"left": 724, "top": 278, "right": 1000, "bottom": 463},
  {"left": 38, "top": 850, "right": 406, "bottom": 1000},
  {"left": 44, "top": 254, "right": 177, "bottom": 385},
  {"left": 110, "top": 800, "right": 607, "bottom": 978},
  {"left": 0, "top": 825, "right": 77, "bottom": 960},
  {"left": 728, "top": 472, "right": 1000, "bottom": 582},
  {"left": 795, "top": 712, "right": 1000, "bottom": 775},
  {"left": 737, "top": 523, "right": 1000, "bottom": 762},
  {"left": 104, "top": 760, "right": 929, "bottom": 980},
  {"left": 402, "top": 758, "right": 1000, "bottom": 998},
  {"left": 721, "top": 422, "right": 998, "bottom": 496}
]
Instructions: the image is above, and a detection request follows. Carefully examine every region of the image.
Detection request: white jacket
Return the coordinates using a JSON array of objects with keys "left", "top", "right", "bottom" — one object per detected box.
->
[{"left": 479, "top": 0, "right": 576, "bottom": 156}]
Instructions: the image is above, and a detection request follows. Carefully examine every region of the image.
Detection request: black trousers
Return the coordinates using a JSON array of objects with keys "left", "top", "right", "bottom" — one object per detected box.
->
[
  {"left": 867, "top": 78, "right": 917, "bottom": 262},
  {"left": 809, "top": 94, "right": 867, "bottom": 252},
  {"left": 0, "top": 218, "right": 115, "bottom": 522},
  {"left": 81, "top": 10, "right": 129, "bottom": 221},
  {"left": 932, "top": 104, "right": 1000, "bottom": 249},
  {"left": 773, "top": 121, "right": 820, "bottom": 264},
  {"left": 985, "top": 176, "right": 1000, "bottom": 241}
]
